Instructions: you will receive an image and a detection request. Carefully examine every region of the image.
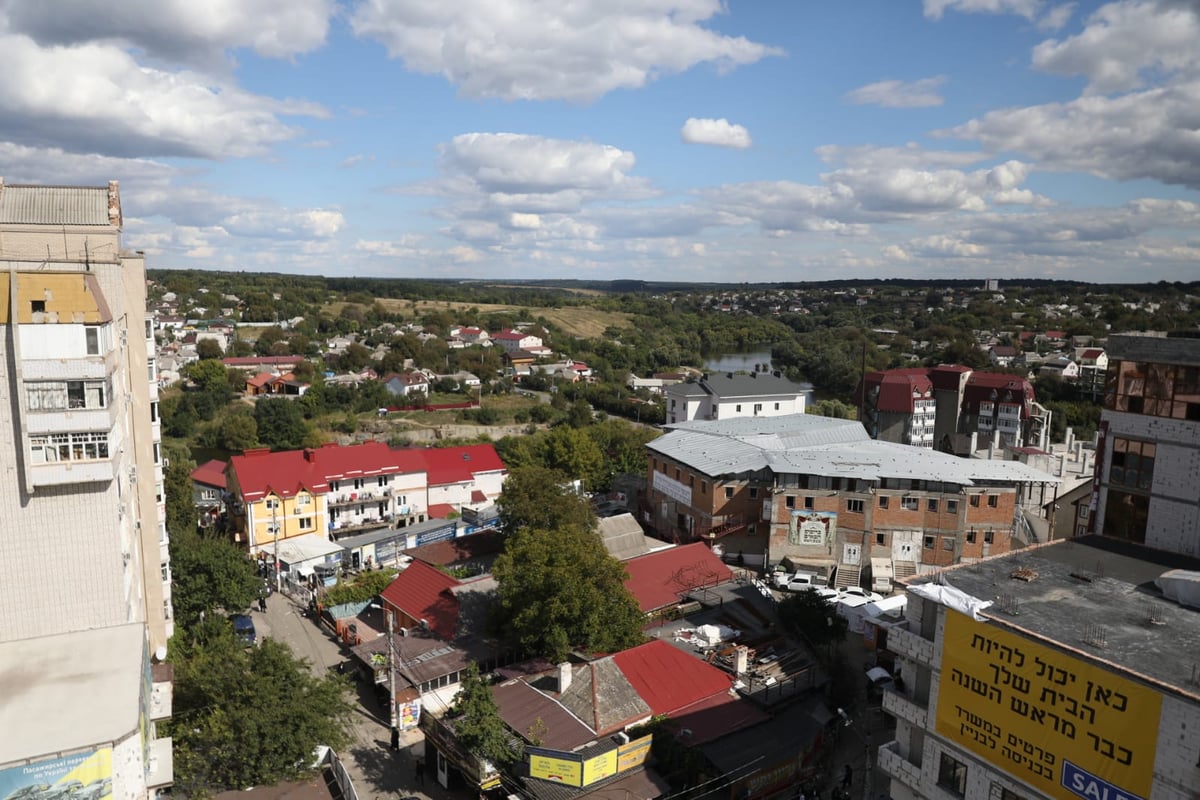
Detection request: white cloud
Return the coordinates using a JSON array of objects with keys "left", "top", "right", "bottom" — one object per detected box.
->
[
  {"left": 1037, "top": 2, "right": 1076, "bottom": 31},
  {"left": 924, "top": 0, "right": 1043, "bottom": 19},
  {"left": 0, "top": 34, "right": 325, "bottom": 158},
  {"left": 349, "top": 0, "right": 783, "bottom": 102},
  {"left": 680, "top": 117, "right": 753, "bottom": 149},
  {"left": 1032, "top": 0, "right": 1200, "bottom": 93},
  {"left": 0, "top": 0, "right": 333, "bottom": 68},
  {"left": 944, "top": 80, "right": 1200, "bottom": 189},
  {"left": 816, "top": 143, "right": 987, "bottom": 171},
  {"left": 844, "top": 76, "right": 947, "bottom": 108}
]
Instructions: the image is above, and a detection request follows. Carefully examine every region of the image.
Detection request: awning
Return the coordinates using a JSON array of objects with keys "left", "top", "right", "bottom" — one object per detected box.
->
[{"left": 263, "top": 533, "right": 343, "bottom": 570}]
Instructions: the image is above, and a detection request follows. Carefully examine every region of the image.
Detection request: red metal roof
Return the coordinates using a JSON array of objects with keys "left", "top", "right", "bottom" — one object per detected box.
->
[
  {"left": 427, "top": 503, "right": 456, "bottom": 519},
  {"left": 491, "top": 329, "right": 526, "bottom": 340},
  {"left": 379, "top": 560, "right": 460, "bottom": 640},
  {"left": 415, "top": 444, "right": 506, "bottom": 487},
  {"left": 228, "top": 441, "right": 427, "bottom": 502},
  {"left": 622, "top": 542, "right": 733, "bottom": 613},
  {"left": 612, "top": 640, "right": 732, "bottom": 715},
  {"left": 1081, "top": 348, "right": 1104, "bottom": 359},
  {"left": 863, "top": 370, "right": 933, "bottom": 413},
  {"left": 191, "top": 459, "right": 228, "bottom": 489}
]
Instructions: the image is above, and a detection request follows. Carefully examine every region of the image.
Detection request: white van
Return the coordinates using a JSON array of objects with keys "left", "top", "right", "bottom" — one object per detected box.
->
[{"left": 778, "top": 571, "right": 829, "bottom": 592}]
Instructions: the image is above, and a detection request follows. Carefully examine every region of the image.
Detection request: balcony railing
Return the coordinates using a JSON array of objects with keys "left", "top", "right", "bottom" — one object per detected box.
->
[
  {"left": 882, "top": 686, "right": 928, "bottom": 729},
  {"left": 877, "top": 739, "right": 922, "bottom": 792},
  {"left": 329, "top": 488, "right": 392, "bottom": 506},
  {"left": 885, "top": 625, "right": 933, "bottom": 666}
]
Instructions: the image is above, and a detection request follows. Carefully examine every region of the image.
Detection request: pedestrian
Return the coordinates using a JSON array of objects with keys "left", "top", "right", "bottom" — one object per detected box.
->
[
  {"left": 390, "top": 726, "right": 400, "bottom": 751},
  {"left": 258, "top": 595, "right": 267, "bottom": 613},
  {"left": 842, "top": 763, "right": 852, "bottom": 789}
]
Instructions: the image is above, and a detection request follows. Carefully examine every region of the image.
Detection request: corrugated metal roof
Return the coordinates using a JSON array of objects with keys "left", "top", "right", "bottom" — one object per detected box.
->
[
  {"left": 650, "top": 414, "right": 1059, "bottom": 484},
  {"left": 0, "top": 184, "right": 111, "bottom": 226}
]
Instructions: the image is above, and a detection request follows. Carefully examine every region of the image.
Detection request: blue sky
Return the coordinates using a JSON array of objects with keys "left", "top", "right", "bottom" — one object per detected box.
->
[{"left": 1, "top": 0, "right": 1198, "bottom": 283}]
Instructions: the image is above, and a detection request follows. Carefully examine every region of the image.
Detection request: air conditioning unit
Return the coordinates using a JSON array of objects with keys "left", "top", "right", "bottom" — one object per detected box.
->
[{"left": 162, "top": 457, "right": 170, "bottom": 468}]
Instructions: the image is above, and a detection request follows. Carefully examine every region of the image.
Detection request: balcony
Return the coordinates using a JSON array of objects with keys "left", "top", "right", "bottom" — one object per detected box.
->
[
  {"left": 30, "top": 457, "right": 116, "bottom": 487},
  {"left": 877, "top": 739, "right": 922, "bottom": 793},
  {"left": 882, "top": 686, "right": 928, "bottom": 728},
  {"left": 26, "top": 405, "right": 119, "bottom": 436},
  {"left": 885, "top": 625, "right": 934, "bottom": 667},
  {"left": 328, "top": 488, "right": 392, "bottom": 507}
]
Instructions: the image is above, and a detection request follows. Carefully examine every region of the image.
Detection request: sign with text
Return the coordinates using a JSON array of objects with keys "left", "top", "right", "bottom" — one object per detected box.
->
[
  {"left": 582, "top": 750, "right": 617, "bottom": 784},
  {"left": 936, "top": 612, "right": 1161, "bottom": 800},
  {"left": 0, "top": 748, "right": 112, "bottom": 800},
  {"left": 616, "top": 735, "right": 652, "bottom": 771},
  {"left": 528, "top": 748, "right": 583, "bottom": 787},
  {"left": 788, "top": 510, "right": 837, "bottom": 546}
]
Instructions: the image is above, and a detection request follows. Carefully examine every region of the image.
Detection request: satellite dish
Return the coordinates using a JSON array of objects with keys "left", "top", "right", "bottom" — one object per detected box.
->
[{"left": 154, "top": 645, "right": 168, "bottom": 662}]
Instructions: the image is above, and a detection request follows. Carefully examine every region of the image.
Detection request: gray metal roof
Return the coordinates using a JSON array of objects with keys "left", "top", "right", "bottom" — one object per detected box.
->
[
  {"left": 697, "top": 370, "right": 808, "bottom": 397},
  {"left": 0, "top": 183, "right": 112, "bottom": 226},
  {"left": 650, "top": 414, "right": 1058, "bottom": 484}
]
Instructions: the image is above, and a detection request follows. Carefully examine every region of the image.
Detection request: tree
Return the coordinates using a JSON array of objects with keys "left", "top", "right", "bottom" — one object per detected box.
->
[
  {"left": 255, "top": 398, "right": 310, "bottom": 450},
  {"left": 542, "top": 427, "right": 606, "bottom": 491},
  {"left": 777, "top": 590, "right": 847, "bottom": 651},
  {"left": 196, "top": 338, "right": 224, "bottom": 360},
  {"left": 218, "top": 412, "right": 258, "bottom": 452},
  {"left": 168, "top": 620, "right": 352, "bottom": 795},
  {"left": 168, "top": 530, "right": 264, "bottom": 629},
  {"left": 187, "top": 359, "right": 233, "bottom": 393},
  {"left": 163, "top": 449, "right": 198, "bottom": 537},
  {"left": 447, "top": 663, "right": 515, "bottom": 766},
  {"left": 498, "top": 466, "right": 596, "bottom": 537},
  {"left": 491, "top": 525, "right": 646, "bottom": 661}
]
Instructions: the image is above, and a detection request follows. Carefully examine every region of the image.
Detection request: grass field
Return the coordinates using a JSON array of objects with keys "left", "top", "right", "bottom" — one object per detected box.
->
[{"left": 325, "top": 299, "right": 634, "bottom": 339}]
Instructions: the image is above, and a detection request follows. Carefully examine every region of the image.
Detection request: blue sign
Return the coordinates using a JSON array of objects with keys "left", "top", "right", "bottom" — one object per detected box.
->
[
  {"left": 416, "top": 523, "right": 457, "bottom": 546},
  {"left": 1061, "top": 761, "right": 1144, "bottom": 800}
]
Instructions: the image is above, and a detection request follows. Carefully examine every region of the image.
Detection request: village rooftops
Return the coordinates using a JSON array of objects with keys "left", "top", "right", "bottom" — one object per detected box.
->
[{"left": 910, "top": 535, "right": 1200, "bottom": 700}]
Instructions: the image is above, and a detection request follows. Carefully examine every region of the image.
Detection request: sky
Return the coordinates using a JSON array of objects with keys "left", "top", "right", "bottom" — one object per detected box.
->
[{"left": 1, "top": 0, "right": 1199, "bottom": 284}]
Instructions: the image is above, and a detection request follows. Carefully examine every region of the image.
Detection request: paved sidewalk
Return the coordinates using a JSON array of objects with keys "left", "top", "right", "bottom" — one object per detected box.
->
[{"left": 255, "top": 593, "right": 461, "bottom": 800}]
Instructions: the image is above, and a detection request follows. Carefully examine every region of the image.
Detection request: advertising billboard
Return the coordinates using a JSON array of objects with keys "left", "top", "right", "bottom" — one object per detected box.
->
[
  {"left": 788, "top": 511, "right": 837, "bottom": 546},
  {"left": 527, "top": 749, "right": 582, "bottom": 787},
  {"left": 581, "top": 750, "right": 617, "bottom": 785},
  {"left": 936, "top": 611, "right": 1162, "bottom": 800},
  {"left": 616, "top": 735, "right": 652, "bottom": 771},
  {"left": 0, "top": 749, "right": 112, "bottom": 800}
]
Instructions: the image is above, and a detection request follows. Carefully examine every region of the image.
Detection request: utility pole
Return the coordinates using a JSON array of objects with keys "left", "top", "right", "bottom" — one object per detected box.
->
[
  {"left": 386, "top": 606, "right": 398, "bottom": 730},
  {"left": 271, "top": 493, "right": 281, "bottom": 594}
]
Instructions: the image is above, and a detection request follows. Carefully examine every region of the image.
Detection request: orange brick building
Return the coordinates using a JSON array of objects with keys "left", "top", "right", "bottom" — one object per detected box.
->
[{"left": 643, "top": 415, "right": 1055, "bottom": 591}]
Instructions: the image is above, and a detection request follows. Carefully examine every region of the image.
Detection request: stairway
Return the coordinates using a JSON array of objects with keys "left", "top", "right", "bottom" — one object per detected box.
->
[
  {"left": 893, "top": 560, "right": 918, "bottom": 581},
  {"left": 835, "top": 563, "right": 862, "bottom": 591}
]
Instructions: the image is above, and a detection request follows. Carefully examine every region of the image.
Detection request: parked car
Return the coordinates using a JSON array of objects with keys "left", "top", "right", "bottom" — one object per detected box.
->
[
  {"left": 775, "top": 570, "right": 828, "bottom": 591},
  {"left": 865, "top": 666, "right": 896, "bottom": 700},
  {"left": 230, "top": 613, "right": 257, "bottom": 646},
  {"left": 841, "top": 586, "right": 884, "bottom": 603},
  {"left": 811, "top": 587, "right": 843, "bottom": 604}
]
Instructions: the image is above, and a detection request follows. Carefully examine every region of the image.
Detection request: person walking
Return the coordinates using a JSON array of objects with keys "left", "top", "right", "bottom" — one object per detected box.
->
[{"left": 390, "top": 726, "right": 400, "bottom": 751}]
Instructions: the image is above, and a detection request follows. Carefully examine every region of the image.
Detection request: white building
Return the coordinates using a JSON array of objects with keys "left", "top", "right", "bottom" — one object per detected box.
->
[
  {"left": 0, "top": 179, "right": 173, "bottom": 795},
  {"left": 664, "top": 371, "right": 808, "bottom": 424}
]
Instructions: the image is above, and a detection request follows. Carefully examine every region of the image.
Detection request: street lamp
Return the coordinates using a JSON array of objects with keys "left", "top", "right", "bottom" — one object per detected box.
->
[
  {"left": 837, "top": 708, "right": 873, "bottom": 800},
  {"left": 369, "top": 601, "right": 398, "bottom": 730}
]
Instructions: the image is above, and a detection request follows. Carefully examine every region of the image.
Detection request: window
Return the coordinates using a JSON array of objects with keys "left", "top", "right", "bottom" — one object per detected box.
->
[
  {"left": 774, "top": 402, "right": 780, "bottom": 410},
  {"left": 943, "top": 538, "right": 954, "bottom": 551},
  {"left": 988, "top": 495, "right": 999, "bottom": 508},
  {"left": 1000, "top": 787, "right": 1028, "bottom": 800},
  {"left": 901, "top": 496, "right": 918, "bottom": 511},
  {"left": 1079, "top": 505, "right": 1089, "bottom": 519},
  {"left": 725, "top": 487, "right": 734, "bottom": 499},
  {"left": 875, "top": 533, "right": 885, "bottom": 545},
  {"left": 30, "top": 431, "right": 109, "bottom": 463},
  {"left": 804, "top": 496, "right": 814, "bottom": 509},
  {"left": 201, "top": 488, "right": 217, "bottom": 500},
  {"left": 786, "top": 496, "right": 795, "bottom": 508},
  {"left": 145, "top": 318, "right": 154, "bottom": 339},
  {"left": 265, "top": 497, "right": 281, "bottom": 510},
  {"left": 266, "top": 523, "right": 280, "bottom": 536},
  {"left": 161, "top": 563, "right": 170, "bottom": 582},
  {"left": 966, "top": 530, "right": 977, "bottom": 544},
  {"left": 150, "top": 401, "right": 159, "bottom": 422},
  {"left": 879, "top": 496, "right": 889, "bottom": 509},
  {"left": 927, "top": 499, "right": 939, "bottom": 512},
  {"left": 701, "top": 481, "right": 708, "bottom": 494},
  {"left": 26, "top": 380, "right": 108, "bottom": 411},
  {"left": 377, "top": 476, "right": 389, "bottom": 487},
  {"left": 1110, "top": 438, "right": 1156, "bottom": 491},
  {"left": 937, "top": 753, "right": 968, "bottom": 796},
  {"left": 296, "top": 494, "right": 311, "bottom": 507},
  {"left": 749, "top": 487, "right": 759, "bottom": 499},
  {"left": 147, "top": 359, "right": 156, "bottom": 382},
  {"left": 675, "top": 468, "right": 681, "bottom": 480},
  {"left": 924, "top": 536, "right": 935, "bottom": 549},
  {"left": 31, "top": 300, "right": 46, "bottom": 314},
  {"left": 947, "top": 499, "right": 958, "bottom": 514},
  {"left": 153, "top": 442, "right": 161, "bottom": 464},
  {"left": 85, "top": 327, "right": 100, "bottom": 355},
  {"left": 970, "top": 494, "right": 981, "bottom": 507},
  {"left": 299, "top": 517, "right": 313, "bottom": 530},
  {"left": 847, "top": 499, "right": 864, "bottom": 513},
  {"left": 754, "top": 403, "right": 762, "bottom": 413},
  {"left": 984, "top": 530, "right": 995, "bottom": 544}
]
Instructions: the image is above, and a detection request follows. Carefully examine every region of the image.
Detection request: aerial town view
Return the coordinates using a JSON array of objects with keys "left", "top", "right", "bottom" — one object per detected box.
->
[{"left": 1, "top": 3, "right": 1199, "bottom": 800}]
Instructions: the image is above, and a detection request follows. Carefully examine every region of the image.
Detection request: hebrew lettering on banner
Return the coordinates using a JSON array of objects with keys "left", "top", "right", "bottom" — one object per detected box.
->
[{"left": 935, "top": 612, "right": 1161, "bottom": 800}]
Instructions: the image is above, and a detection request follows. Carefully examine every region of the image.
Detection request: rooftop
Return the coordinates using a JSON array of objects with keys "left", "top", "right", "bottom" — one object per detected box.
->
[
  {"left": 0, "top": 623, "right": 145, "bottom": 764},
  {"left": 0, "top": 182, "right": 113, "bottom": 226},
  {"left": 914, "top": 535, "right": 1200, "bottom": 700}
]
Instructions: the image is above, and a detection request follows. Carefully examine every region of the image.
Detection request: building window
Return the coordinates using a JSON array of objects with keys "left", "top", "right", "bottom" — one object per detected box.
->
[
  {"left": 875, "top": 533, "right": 885, "bottom": 545},
  {"left": 1000, "top": 787, "right": 1028, "bottom": 800},
  {"left": 749, "top": 487, "right": 759, "bottom": 499},
  {"left": 774, "top": 402, "right": 780, "bottom": 410},
  {"left": 924, "top": 536, "right": 935, "bottom": 549},
  {"left": 265, "top": 497, "right": 280, "bottom": 510},
  {"left": 675, "top": 468, "right": 681, "bottom": 480},
  {"left": 927, "top": 499, "right": 939, "bottom": 512},
  {"left": 947, "top": 499, "right": 958, "bottom": 514},
  {"left": 805, "top": 496, "right": 814, "bottom": 509},
  {"left": 299, "top": 517, "right": 313, "bottom": 530},
  {"left": 847, "top": 499, "right": 864, "bottom": 513},
  {"left": 970, "top": 494, "right": 981, "bottom": 507},
  {"left": 145, "top": 318, "right": 154, "bottom": 339},
  {"left": 153, "top": 442, "right": 161, "bottom": 464},
  {"left": 725, "top": 487, "right": 734, "bottom": 499},
  {"left": 296, "top": 494, "right": 311, "bottom": 507},
  {"left": 879, "top": 496, "right": 889, "bottom": 509},
  {"left": 701, "top": 481, "right": 708, "bottom": 494},
  {"left": 30, "top": 431, "right": 110, "bottom": 463},
  {"left": 1079, "top": 505, "right": 1089, "bottom": 519},
  {"left": 943, "top": 538, "right": 954, "bottom": 551},
  {"left": 150, "top": 401, "right": 159, "bottom": 422},
  {"left": 26, "top": 380, "right": 109, "bottom": 411},
  {"left": 988, "top": 495, "right": 999, "bottom": 508},
  {"left": 984, "top": 530, "right": 995, "bottom": 544},
  {"left": 786, "top": 496, "right": 795, "bottom": 508},
  {"left": 736, "top": 404, "right": 742, "bottom": 412},
  {"left": 1110, "top": 438, "right": 1156, "bottom": 490},
  {"left": 901, "top": 496, "right": 918, "bottom": 511},
  {"left": 754, "top": 403, "right": 762, "bottom": 413},
  {"left": 967, "top": 530, "right": 976, "bottom": 543},
  {"left": 937, "top": 753, "right": 968, "bottom": 796},
  {"left": 85, "top": 326, "right": 100, "bottom": 355},
  {"left": 161, "top": 563, "right": 170, "bottom": 582}
]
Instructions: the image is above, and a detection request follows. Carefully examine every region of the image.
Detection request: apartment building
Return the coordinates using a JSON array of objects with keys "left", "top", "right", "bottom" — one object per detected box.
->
[
  {"left": 643, "top": 415, "right": 1056, "bottom": 590},
  {"left": 226, "top": 441, "right": 506, "bottom": 553},
  {"left": 664, "top": 371, "right": 808, "bottom": 425},
  {"left": 878, "top": 536, "right": 1200, "bottom": 800},
  {"left": 860, "top": 365, "right": 1051, "bottom": 454},
  {"left": 1090, "top": 332, "right": 1200, "bottom": 556},
  {"left": 0, "top": 179, "right": 172, "bottom": 794}
]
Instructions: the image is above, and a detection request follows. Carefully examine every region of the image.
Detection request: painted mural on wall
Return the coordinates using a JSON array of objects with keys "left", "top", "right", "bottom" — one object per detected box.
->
[{"left": 0, "top": 749, "right": 112, "bottom": 800}]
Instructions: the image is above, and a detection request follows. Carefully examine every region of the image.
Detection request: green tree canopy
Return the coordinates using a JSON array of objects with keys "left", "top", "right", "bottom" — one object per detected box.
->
[
  {"left": 218, "top": 412, "right": 258, "bottom": 452},
  {"left": 497, "top": 466, "right": 596, "bottom": 536},
  {"left": 448, "top": 663, "right": 516, "bottom": 766},
  {"left": 168, "top": 619, "right": 351, "bottom": 795},
  {"left": 254, "top": 398, "right": 310, "bottom": 450},
  {"left": 169, "top": 530, "right": 264, "bottom": 628},
  {"left": 196, "top": 338, "right": 224, "bottom": 360},
  {"left": 777, "top": 590, "right": 847, "bottom": 651},
  {"left": 491, "top": 525, "right": 645, "bottom": 661}
]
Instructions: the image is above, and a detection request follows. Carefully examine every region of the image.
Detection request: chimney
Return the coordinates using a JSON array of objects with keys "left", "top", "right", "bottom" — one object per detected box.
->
[
  {"left": 557, "top": 662, "right": 572, "bottom": 694},
  {"left": 107, "top": 180, "right": 122, "bottom": 229},
  {"left": 304, "top": 448, "right": 315, "bottom": 462},
  {"left": 733, "top": 645, "right": 749, "bottom": 675}
]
